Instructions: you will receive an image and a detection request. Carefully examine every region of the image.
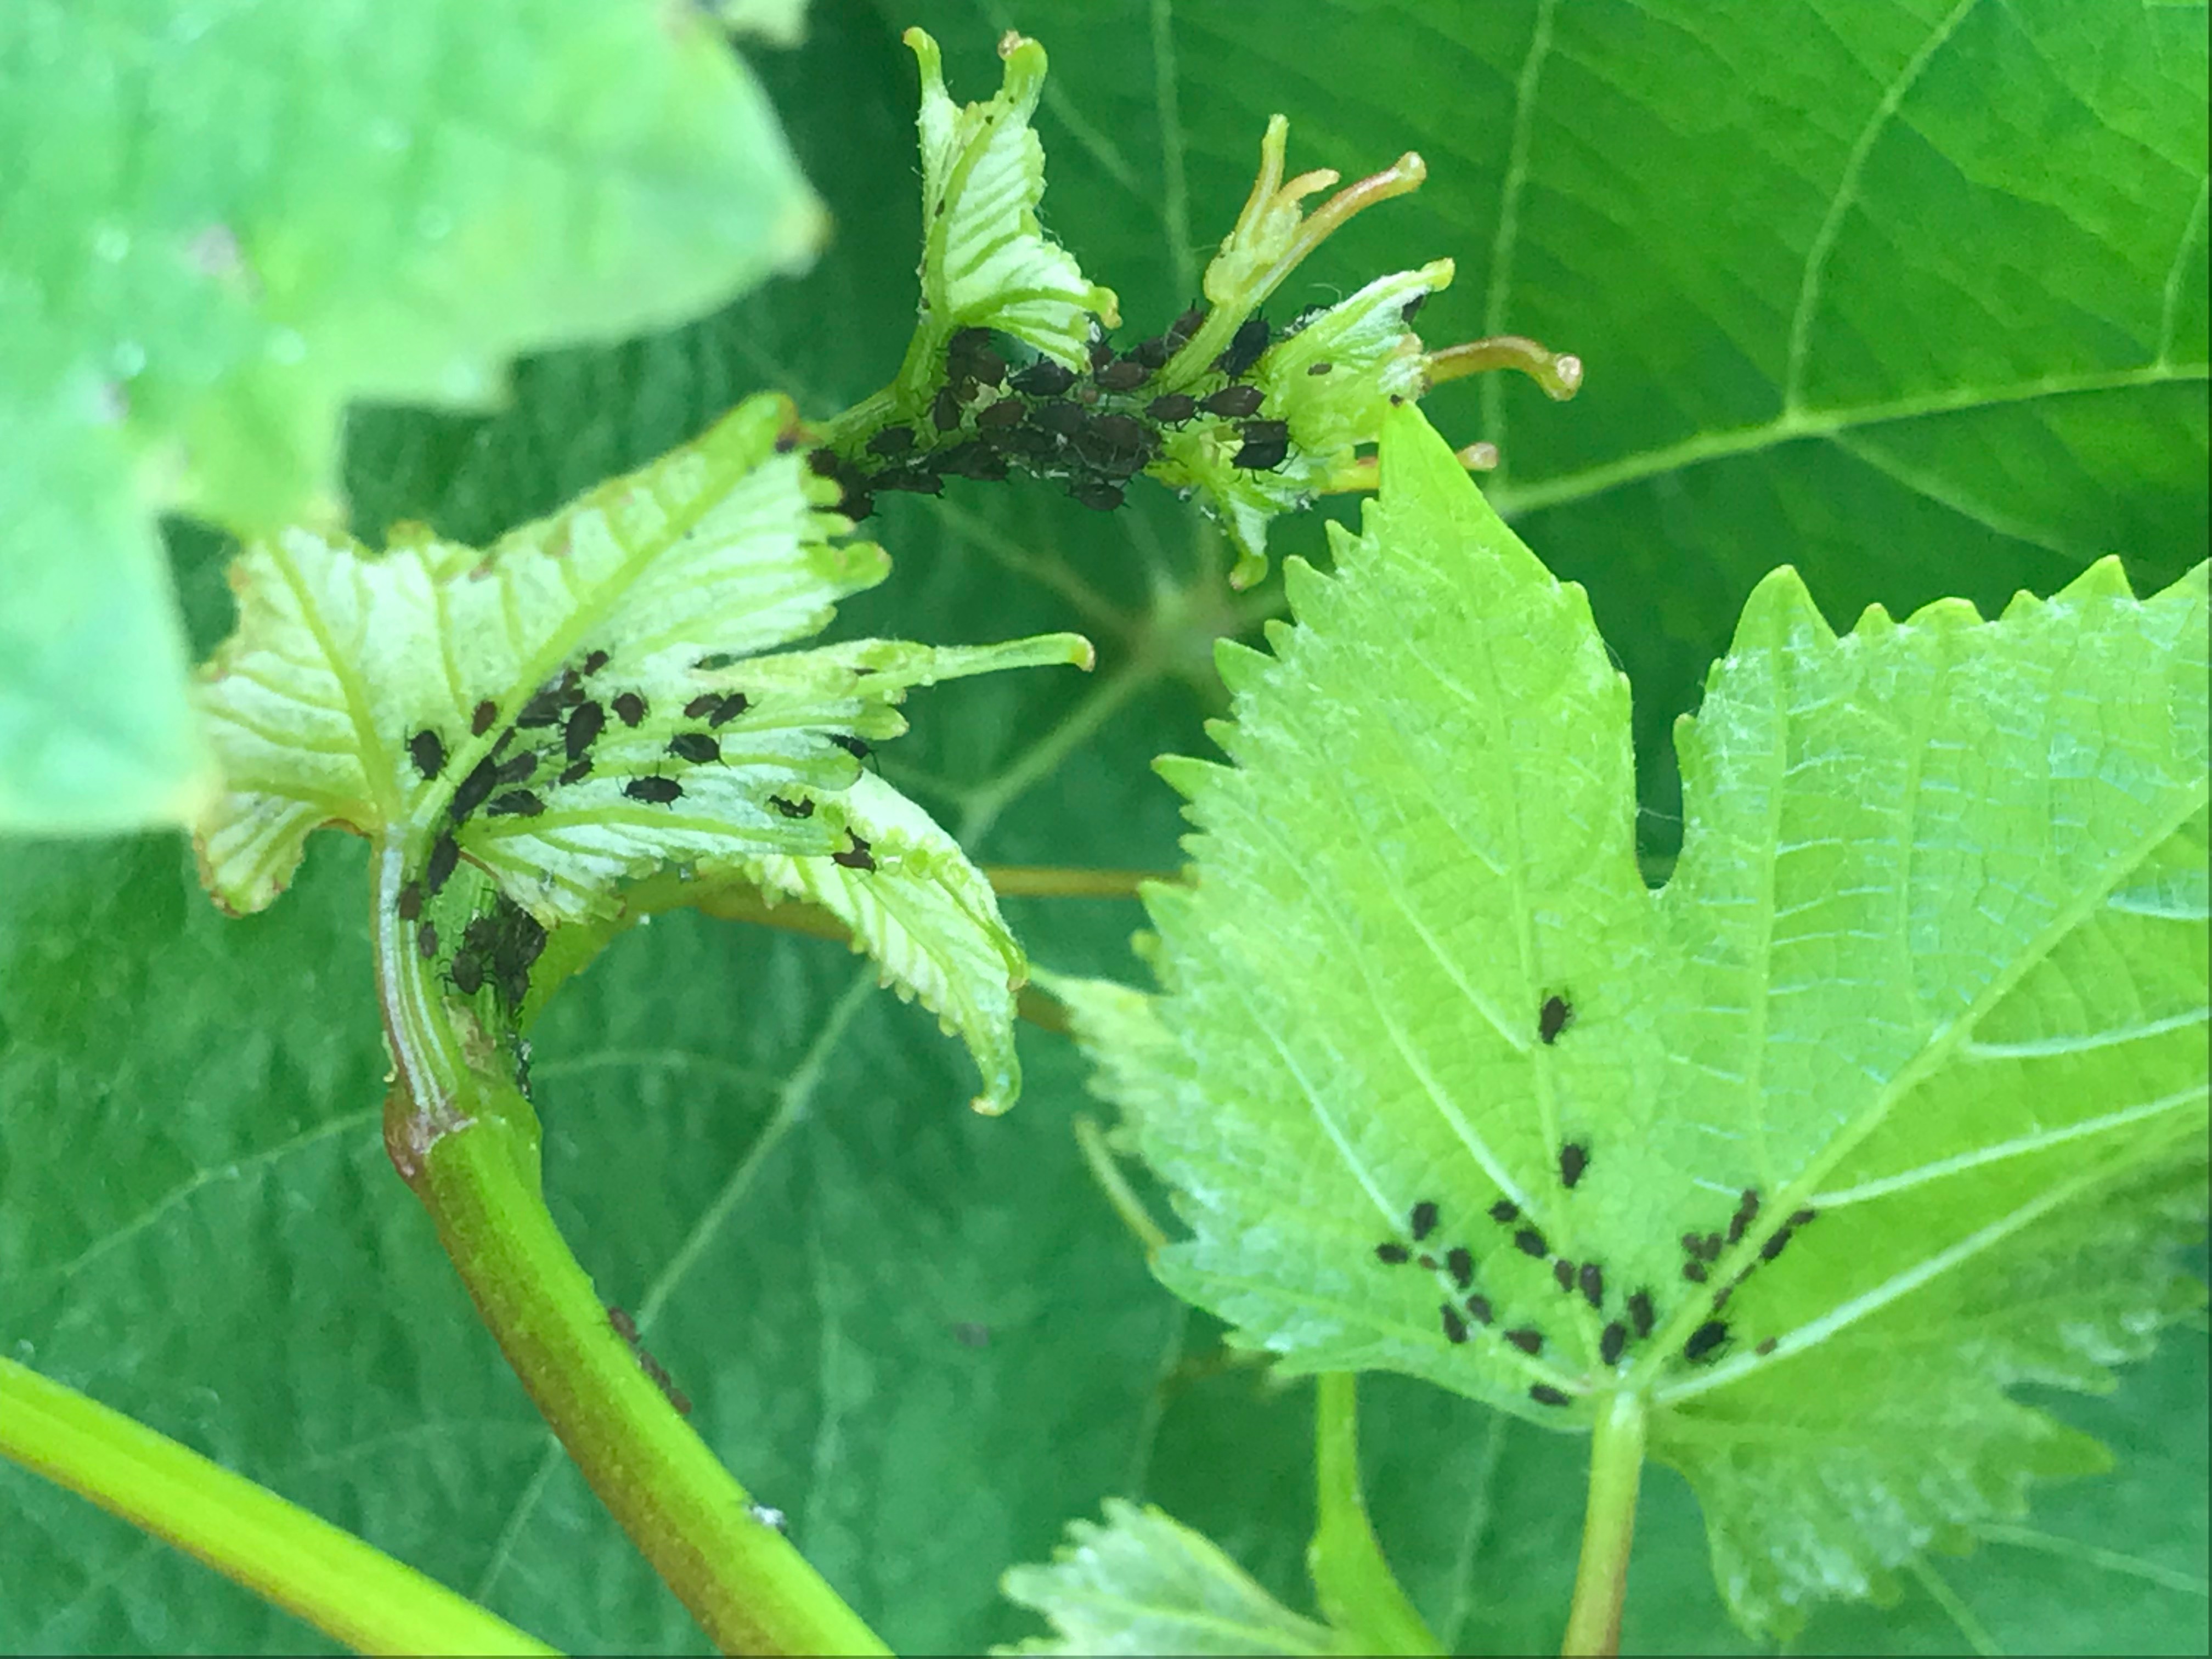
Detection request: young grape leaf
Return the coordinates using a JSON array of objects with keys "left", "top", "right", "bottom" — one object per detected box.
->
[
  {"left": 192, "top": 392, "right": 1087, "bottom": 1108},
  {"left": 0, "top": 0, "right": 825, "bottom": 834},
  {"left": 1057, "top": 403, "right": 2208, "bottom": 1635},
  {"left": 998, "top": 1498, "right": 1352, "bottom": 1657}
]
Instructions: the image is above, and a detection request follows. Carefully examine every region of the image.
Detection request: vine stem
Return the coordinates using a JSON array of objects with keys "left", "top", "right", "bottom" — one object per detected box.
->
[
  {"left": 1560, "top": 1391, "right": 1647, "bottom": 1657},
  {"left": 1308, "top": 1373, "right": 1440, "bottom": 1655}
]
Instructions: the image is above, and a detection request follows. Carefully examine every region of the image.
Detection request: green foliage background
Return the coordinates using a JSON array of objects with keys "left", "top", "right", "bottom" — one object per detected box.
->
[{"left": 3, "top": 1, "right": 2204, "bottom": 1653}]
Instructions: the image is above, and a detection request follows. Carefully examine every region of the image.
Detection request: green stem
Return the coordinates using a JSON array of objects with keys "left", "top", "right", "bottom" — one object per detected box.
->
[
  {"left": 1308, "top": 1373, "right": 1440, "bottom": 1655},
  {"left": 1560, "top": 1392, "right": 1646, "bottom": 1657},
  {"left": 405, "top": 1104, "right": 888, "bottom": 1657},
  {"left": 0, "top": 1356, "right": 555, "bottom": 1657}
]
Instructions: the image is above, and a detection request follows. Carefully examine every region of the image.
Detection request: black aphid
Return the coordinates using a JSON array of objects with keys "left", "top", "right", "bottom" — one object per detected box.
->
[
  {"left": 1400, "top": 292, "right": 1428, "bottom": 325},
  {"left": 1240, "top": 417, "right": 1290, "bottom": 446},
  {"left": 449, "top": 953, "right": 486, "bottom": 997},
  {"left": 829, "top": 732, "right": 870, "bottom": 760},
  {"left": 517, "top": 680, "right": 572, "bottom": 727},
  {"left": 709, "top": 692, "right": 749, "bottom": 727},
  {"left": 1701, "top": 1232, "right": 1723, "bottom": 1259},
  {"left": 1539, "top": 995, "right": 1573, "bottom": 1045},
  {"left": 1166, "top": 304, "right": 1207, "bottom": 345},
  {"left": 1530, "top": 1384, "right": 1570, "bottom": 1407},
  {"left": 1756, "top": 1338, "right": 1778, "bottom": 1356},
  {"left": 1409, "top": 1200, "right": 1439, "bottom": 1242},
  {"left": 566, "top": 701, "right": 605, "bottom": 759},
  {"left": 461, "top": 915, "right": 500, "bottom": 958},
  {"left": 668, "top": 732, "right": 719, "bottom": 765},
  {"left": 977, "top": 398, "right": 1026, "bottom": 430},
  {"left": 939, "top": 442, "right": 1008, "bottom": 481},
  {"left": 1760, "top": 1228, "right": 1793, "bottom": 1262},
  {"left": 1627, "top": 1290, "right": 1655, "bottom": 1339},
  {"left": 1726, "top": 1188, "right": 1760, "bottom": 1245},
  {"left": 612, "top": 691, "right": 647, "bottom": 727},
  {"left": 450, "top": 758, "right": 498, "bottom": 821},
  {"left": 1488, "top": 1199, "right": 1520, "bottom": 1224},
  {"left": 1217, "top": 314, "right": 1269, "bottom": 376},
  {"left": 487, "top": 790, "right": 543, "bottom": 817},
  {"left": 1128, "top": 334, "right": 1172, "bottom": 369},
  {"left": 1600, "top": 1322, "right": 1627, "bottom": 1366},
  {"left": 1684, "top": 1319, "right": 1729, "bottom": 1363},
  {"left": 582, "top": 649, "right": 610, "bottom": 675},
  {"left": 832, "top": 834, "right": 876, "bottom": 871},
  {"left": 1083, "top": 410, "right": 1150, "bottom": 456},
  {"left": 424, "top": 832, "right": 459, "bottom": 898},
  {"left": 624, "top": 776, "right": 682, "bottom": 805},
  {"left": 1067, "top": 481, "right": 1125, "bottom": 512},
  {"left": 1416, "top": 1254, "right": 1439, "bottom": 1271},
  {"left": 1010, "top": 359, "right": 1076, "bottom": 397},
  {"left": 684, "top": 693, "right": 720, "bottom": 720},
  {"left": 930, "top": 387, "right": 964, "bottom": 431},
  {"left": 1307, "top": 360, "right": 1333, "bottom": 375},
  {"left": 1680, "top": 1231, "right": 1706, "bottom": 1259},
  {"left": 1201, "top": 385, "right": 1265, "bottom": 418},
  {"left": 808, "top": 447, "right": 844, "bottom": 476},
  {"left": 1464, "top": 1295, "right": 1493, "bottom": 1325},
  {"left": 1553, "top": 1259, "right": 1576, "bottom": 1293},
  {"left": 397, "top": 881, "right": 423, "bottom": 922},
  {"left": 1790, "top": 1207, "right": 1816, "bottom": 1229},
  {"left": 1446, "top": 1246, "right": 1474, "bottom": 1289},
  {"left": 1095, "top": 357, "right": 1149, "bottom": 392},
  {"left": 1087, "top": 332, "right": 1116, "bottom": 372},
  {"left": 608, "top": 1305, "right": 638, "bottom": 1342},
  {"left": 866, "top": 426, "right": 916, "bottom": 457},
  {"left": 416, "top": 921, "right": 439, "bottom": 959},
  {"left": 559, "top": 758, "right": 592, "bottom": 786},
  {"left": 1029, "top": 399, "right": 1086, "bottom": 436},
  {"left": 1375, "top": 1242, "right": 1410, "bottom": 1266},
  {"left": 1682, "top": 1261, "right": 1708, "bottom": 1283},
  {"left": 471, "top": 699, "right": 498, "bottom": 736},
  {"left": 1146, "top": 393, "right": 1197, "bottom": 425},
  {"left": 1513, "top": 1228, "right": 1548, "bottom": 1259},
  {"left": 1441, "top": 1304, "right": 1469, "bottom": 1345},
  {"left": 494, "top": 751, "right": 537, "bottom": 786},
  {"left": 408, "top": 730, "right": 446, "bottom": 779},
  {"left": 1579, "top": 1263, "right": 1604, "bottom": 1309},
  {"left": 1505, "top": 1328, "right": 1542, "bottom": 1356},
  {"left": 1559, "top": 1141, "right": 1588, "bottom": 1188},
  {"left": 769, "top": 795, "right": 814, "bottom": 819},
  {"left": 1232, "top": 433, "right": 1289, "bottom": 471}
]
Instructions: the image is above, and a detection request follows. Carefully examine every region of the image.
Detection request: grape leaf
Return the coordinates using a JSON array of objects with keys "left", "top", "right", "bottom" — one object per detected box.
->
[
  {"left": 191, "top": 391, "right": 1088, "bottom": 1110},
  {"left": 1057, "top": 403, "right": 2209, "bottom": 1634},
  {"left": 997, "top": 1498, "right": 1351, "bottom": 1656},
  {"left": 0, "top": 0, "right": 824, "bottom": 833}
]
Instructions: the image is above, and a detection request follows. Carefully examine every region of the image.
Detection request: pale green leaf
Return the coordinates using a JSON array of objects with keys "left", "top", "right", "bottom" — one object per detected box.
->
[
  {"left": 1062, "top": 403, "right": 2209, "bottom": 1635},
  {"left": 998, "top": 1498, "right": 1350, "bottom": 1656}
]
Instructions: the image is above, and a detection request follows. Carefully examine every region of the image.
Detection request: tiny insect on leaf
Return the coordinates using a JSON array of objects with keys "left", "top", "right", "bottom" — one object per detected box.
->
[
  {"left": 1440, "top": 1304, "right": 1469, "bottom": 1345},
  {"left": 1375, "top": 1242, "right": 1409, "bottom": 1265},
  {"left": 612, "top": 692, "right": 647, "bottom": 728},
  {"left": 1409, "top": 1200, "right": 1438, "bottom": 1241},
  {"left": 1530, "top": 1384, "right": 1570, "bottom": 1407},
  {"left": 1600, "top": 1322, "right": 1627, "bottom": 1365},
  {"left": 1505, "top": 1328, "right": 1542, "bottom": 1356},
  {"left": 1446, "top": 1246, "right": 1473, "bottom": 1289},
  {"left": 408, "top": 730, "right": 445, "bottom": 779}
]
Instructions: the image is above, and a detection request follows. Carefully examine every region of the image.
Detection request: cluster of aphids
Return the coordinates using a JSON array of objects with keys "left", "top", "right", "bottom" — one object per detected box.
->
[
  {"left": 608, "top": 1305, "right": 691, "bottom": 1417},
  {"left": 392, "top": 648, "right": 877, "bottom": 1011},
  {"left": 1369, "top": 992, "right": 1815, "bottom": 1399},
  {"left": 811, "top": 301, "right": 1323, "bottom": 521}
]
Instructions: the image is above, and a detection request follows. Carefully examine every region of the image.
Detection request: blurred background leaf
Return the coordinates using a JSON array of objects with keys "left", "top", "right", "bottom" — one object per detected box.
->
[{"left": 3, "top": 1, "right": 2204, "bottom": 1653}]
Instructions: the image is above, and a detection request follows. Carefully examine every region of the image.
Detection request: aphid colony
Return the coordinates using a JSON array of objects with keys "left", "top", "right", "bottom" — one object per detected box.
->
[
  {"left": 814, "top": 307, "right": 1305, "bottom": 522},
  {"left": 1364, "top": 997, "right": 1817, "bottom": 1395}
]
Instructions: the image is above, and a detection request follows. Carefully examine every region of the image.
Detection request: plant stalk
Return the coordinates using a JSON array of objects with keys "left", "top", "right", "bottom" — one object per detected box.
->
[
  {"left": 1308, "top": 1372, "right": 1440, "bottom": 1655},
  {"left": 1561, "top": 1391, "right": 1647, "bottom": 1657}
]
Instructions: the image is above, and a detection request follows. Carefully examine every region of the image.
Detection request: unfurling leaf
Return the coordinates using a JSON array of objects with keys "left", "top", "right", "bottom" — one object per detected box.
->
[{"left": 1059, "top": 403, "right": 2208, "bottom": 1635}]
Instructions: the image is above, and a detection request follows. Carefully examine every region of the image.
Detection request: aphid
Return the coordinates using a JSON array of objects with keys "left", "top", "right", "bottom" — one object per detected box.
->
[
  {"left": 828, "top": 732, "right": 870, "bottom": 760},
  {"left": 1165, "top": 304, "right": 1206, "bottom": 345},
  {"left": 998, "top": 426, "right": 1059, "bottom": 459},
  {"left": 1539, "top": 995, "right": 1573, "bottom": 1045},
  {"left": 832, "top": 834, "right": 876, "bottom": 871},
  {"left": 1128, "top": 334, "right": 1172, "bottom": 369},
  {"left": 1701, "top": 1232, "right": 1723, "bottom": 1260},
  {"left": 947, "top": 328, "right": 1005, "bottom": 387},
  {"left": 709, "top": 692, "right": 749, "bottom": 727},
  {"left": 1790, "top": 1207, "right": 1816, "bottom": 1230},
  {"left": 1628, "top": 1290, "right": 1655, "bottom": 1339},
  {"left": 1307, "top": 361, "right": 1333, "bottom": 375},
  {"left": 769, "top": 794, "right": 814, "bottom": 819},
  {"left": 1505, "top": 1328, "right": 1542, "bottom": 1356},
  {"left": 668, "top": 732, "right": 720, "bottom": 765},
  {"left": 1684, "top": 1319, "right": 1729, "bottom": 1363},
  {"left": 1680, "top": 1231, "right": 1706, "bottom": 1258},
  {"left": 1760, "top": 1228, "right": 1794, "bottom": 1263},
  {"left": 1375, "top": 1242, "right": 1410, "bottom": 1266},
  {"left": 1530, "top": 1384, "right": 1570, "bottom": 1407},
  {"left": 582, "top": 649, "right": 610, "bottom": 675},
  {"left": 1559, "top": 1141, "right": 1588, "bottom": 1188},
  {"left": 684, "top": 693, "right": 721, "bottom": 720},
  {"left": 608, "top": 1305, "right": 638, "bottom": 1342},
  {"left": 930, "top": 387, "right": 964, "bottom": 431},
  {"left": 516, "top": 683, "right": 569, "bottom": 727},
  {"left": 1756, "top": 1338, "right": 1778, "bottom": 1356},
  {"left": 977, "top": 398, "right": 1026, "bottom": 430},
  {"left": 1094, "top": 358, "right": 1150, "bottom": 391},
  {"left": 866, "top": 426, "right": 916, "bottom": 456},
  {"left": 1725, "top": 1188, "right": 1760, "bottom": 1245},
  {"left": 416, "top": 921, "right": 439, "bottom": 959},
  {"left": 612, "top": 691, "right": 647, "bottom": 728},
  {"left": 1010, "top": 359, "right": 1075, "bottom": 397},
  {"left": 1086, "top": 332, "right": 1116, "bottom": 373},
  {"left": 1085, "top": 410, "right": 1149, "bottom": 453},
  {"left": 565, "top": 701, "right": 605, "bottom": 759},
  {"left": 938, "top": 442, "right": 1009, "bottom": 481},
  {"left": 1232, "top": 433, "right": 1289, "bottom": 471},
  {"left": 1146, "top": 393, "right": 1197, "bottom": 425},
  {"left": 1600, "top": 1322, "right": 1627, "bottom": 1366},
  {"left": 1400, "top": 292, "right": 1428, "bottom": 325},
  {"left": 494, "top": 751, "right": 538, "bottom": 786},
  {"left": 1029, "top": 400, "right": 1085, "bottom": 436},
  {"left": 1553, "top": 1259, "right": 1577, "bottom": 1293},
  {"left": 1513, "top": 1227, "right": 1548, "bottom": 1259},
  {"left": 1579, "top": 1263, "right": 1604, "bottom": 1310},
  {"left": 1240, "top": 417, "right": 1290, "bottom": 446},
  {"left": 471, "top": 699, "right": 498, "bottom": 736},
  {"left": 487, "top": 790, "right": 543, "bottom": 817},
  {"left": 1069, "top": 480, "right": 1127, "bottom": 512},
  {"left": 450, "top": 758, "right": 498, "bottom": 820},
  {"left": 872, "top": 469, "right": 944, "bottom": 496},
  {"left": 396, "top": 881, "right": 424, "bottom": 922},
  {"left": 450, "top": 950, "right": 485, "bottom": 996},
  {"left": 808, "top": 447, "right": 844, "bottom": 476},
  {"left": 1201, "top": 385, "right": 1265, "bottom": 418},
  {"left": 1682, "top": 1261, "right": 1709, "bottom": 1283},
  {"left": 1409, "top": 1200, "right": 1439, "bottom": 1242},
  {"left": 624, "top": 776, "right": 682, "bottom": 805},
  {"left": 1446, "top": 1246, "right": 1473, "bottom": 1289},
  {"left": 424, "top": 832, "right": 460, "bottom": 898},
  {"left": 558, "top": 758, "right": 592, "bottom": 786},
  {"left": 1440, "top": 1304, "right": 1469, "bottom": 1345},
  {"left": 1464, "top": 1295, "right": 1493, "bottom": 1325},
  {"left": 1416, "top": 1254, "right": 1438, "bottom": 1272},
  {"left": 1488, "top": 1199, "right": 1519, "bottom": 1224},
  {"left": 1216, "top": 314, "right": 1269, "bottom": 376},
  {"left": 408, "top": 729, "right": 446, "bottom": 779}
]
